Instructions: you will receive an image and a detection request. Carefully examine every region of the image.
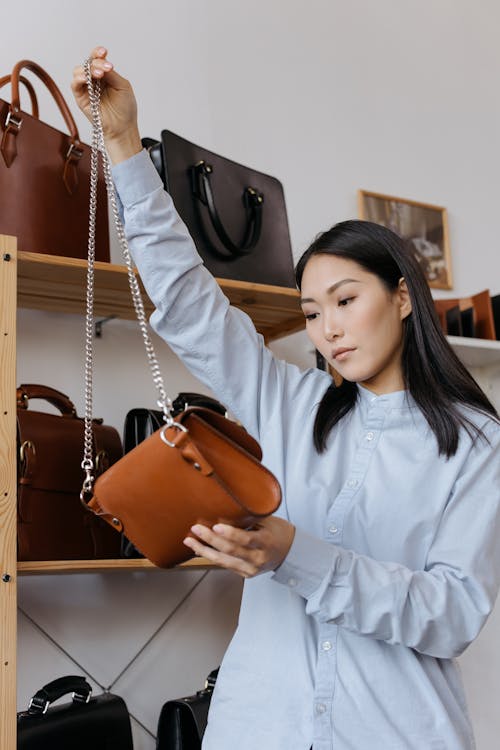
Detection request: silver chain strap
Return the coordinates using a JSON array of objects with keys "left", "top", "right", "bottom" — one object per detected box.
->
[{"left": 81, "top": 58, "right": 174, "bottom": 496}]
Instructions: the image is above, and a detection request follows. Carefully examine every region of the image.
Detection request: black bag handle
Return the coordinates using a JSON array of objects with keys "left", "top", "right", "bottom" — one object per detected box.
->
[
  {"left": 190, "top": 160, "right": 264, "bottom": 258},
  {"left": 26, "top": 676, "right": 92, "bottom": 715}
]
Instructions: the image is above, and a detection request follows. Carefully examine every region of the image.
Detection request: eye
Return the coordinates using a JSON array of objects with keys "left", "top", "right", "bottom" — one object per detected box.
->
[
  {"left": 338, "top": 296, "right": 354, "bottom": 307},
  {"left": 303, "top": 312, "right": 318, "bottom": 321}
]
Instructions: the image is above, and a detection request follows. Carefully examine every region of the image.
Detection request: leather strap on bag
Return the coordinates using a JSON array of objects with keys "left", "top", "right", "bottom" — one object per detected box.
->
[
  {"left": 1, "top": 59, "right": 83, "bottom": 194},
  {"left": 0, "top": 74, "right": 39, "bottom": 117},
  {"left": 191, "top": 160, "right": 263, "bottom": 258},
  {"left": 16, "top": 383, "right": 78, "bottom": 416}
]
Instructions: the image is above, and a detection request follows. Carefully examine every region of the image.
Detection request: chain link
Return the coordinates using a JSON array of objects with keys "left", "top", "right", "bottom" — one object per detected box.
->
[{"left": 81, "top": 58, "right": 174, "bottom": 495}]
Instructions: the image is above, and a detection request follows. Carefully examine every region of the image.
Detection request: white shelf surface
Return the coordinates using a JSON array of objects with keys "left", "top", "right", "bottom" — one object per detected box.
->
[{"left": 447, "top": 336, "right": 500, "bottom": 368}]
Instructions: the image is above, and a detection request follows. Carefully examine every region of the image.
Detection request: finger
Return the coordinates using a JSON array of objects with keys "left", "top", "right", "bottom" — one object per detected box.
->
[
  {"left": 192, "top": 523, "right": 258, "bottom": 553},
  {"left": 183, "top": 535, "right": 256, "bottom": 578},
  {"left": 211, "top": 523, "right": 262, "bottom": 549},
  {"left": 89, "top": 46, "right": 108, "bottom": 60}
]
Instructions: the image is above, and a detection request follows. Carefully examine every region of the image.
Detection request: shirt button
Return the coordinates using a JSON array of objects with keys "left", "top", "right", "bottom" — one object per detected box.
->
[
  {"left": 288, "top": 578, "right": 297, "bottom": 587},
  {"left": 366, "top": 431, "right": 375, "bottom": 441},
  {"left": 316, "top": 703, "right": 326, "bottom": 714},
  {"left": 346, "top": 479, "right": 358, "bottom": 488},
  {"left": 329, "top": 525, "right": 338, "bottom": 534},
  {"left": 322, "top": 641, "right": 332, "bottom": 651}
]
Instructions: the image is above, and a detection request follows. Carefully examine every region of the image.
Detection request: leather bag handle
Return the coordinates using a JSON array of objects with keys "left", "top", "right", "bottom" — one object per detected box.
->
[
  {"left": 1, "top": 60, "right": 83, "bottom": 194},
  {"left": 17, "top": 383, "right": 78, "bottom": 417},
  {"left": 26, "top": 676, "right": 92, "bottom": 715},
  {"left": 0, "top": 74, "right": 39, "bottom": 118},
  {"left": 190, "top": 160, "right": 263, "bottom": 258}
]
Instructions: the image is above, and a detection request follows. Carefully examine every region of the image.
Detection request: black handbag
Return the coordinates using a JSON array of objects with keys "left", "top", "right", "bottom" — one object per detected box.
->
[
  {"left": 156, "top": 668, "right": 219, "bottom": 750},
  {"left": 142, "top": 131, "right": 296, "bottom": 288},
  {"left": 120, "top": 393, "right": 228, "bottom": 559},
  {"left": 17, "top": 676, "right": 133, "bottom": 750}
]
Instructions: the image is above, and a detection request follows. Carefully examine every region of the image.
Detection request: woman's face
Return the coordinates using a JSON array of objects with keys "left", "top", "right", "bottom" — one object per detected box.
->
[{"left": 300, "top": 254, "right": 411, "bottom": 394}]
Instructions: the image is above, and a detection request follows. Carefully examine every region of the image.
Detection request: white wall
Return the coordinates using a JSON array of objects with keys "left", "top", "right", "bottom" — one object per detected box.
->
[{"left": 4, "top": 1, "right": 500, "bottom": 748}]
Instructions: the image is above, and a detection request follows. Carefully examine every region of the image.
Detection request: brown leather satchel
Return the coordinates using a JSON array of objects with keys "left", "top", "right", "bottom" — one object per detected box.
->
[
  {"left": 17, "top": 384, "right": 123, "bottom": 561},
  {"left": 87, "top": 407, "right": 282, "bottom": 568},
  {"left": 79, "top": 59, "right": 282, "bottom": 568},
  {"left": 0, "top": 60, "right": 109, "bottom": 261}
]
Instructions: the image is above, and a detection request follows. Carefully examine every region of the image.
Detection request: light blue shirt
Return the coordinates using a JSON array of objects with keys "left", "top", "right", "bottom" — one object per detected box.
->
[{"left": 113, "top": 150, "right": 500, "bottom": 750}]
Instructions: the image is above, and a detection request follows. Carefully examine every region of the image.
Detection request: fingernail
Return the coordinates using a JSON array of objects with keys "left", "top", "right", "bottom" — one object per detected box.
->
[
  {"left": 213, "top": 524, "right": 225, "bottom": 533},
  {"left": 183, "top": 538, "right": 192, "bottom": 546},
  {"left": 103, "top": 61, "right": 113, "bottom": 70},
  {"left": 191, "top": 525, "right": 202, "bottom": 534},
  {"left": 98, "top": 47, "right": 106, "bottom": 55}
]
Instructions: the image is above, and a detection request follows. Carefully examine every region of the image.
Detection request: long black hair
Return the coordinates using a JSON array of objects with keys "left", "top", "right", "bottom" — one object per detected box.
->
[{"left": 295, "top": 219, "right": 498, "bottom": 457}]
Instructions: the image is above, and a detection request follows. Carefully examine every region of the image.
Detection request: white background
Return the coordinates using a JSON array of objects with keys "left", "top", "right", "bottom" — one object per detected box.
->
[{"left": 3, "top": 1, "right": 500, "bottom": 747}]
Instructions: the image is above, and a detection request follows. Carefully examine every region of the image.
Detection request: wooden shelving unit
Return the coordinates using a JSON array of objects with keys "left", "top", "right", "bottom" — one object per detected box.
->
[{"left": 0, "top": 237, "right": 305, "bottom": 750}]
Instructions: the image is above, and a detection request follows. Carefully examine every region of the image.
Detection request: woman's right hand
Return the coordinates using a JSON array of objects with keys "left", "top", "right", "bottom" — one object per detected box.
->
[{"left": 71, "top": 46, "right": 142, "bottom": 164}]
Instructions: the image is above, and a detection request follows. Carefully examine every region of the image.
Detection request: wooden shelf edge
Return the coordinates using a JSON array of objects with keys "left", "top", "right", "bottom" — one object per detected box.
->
[
  {"left": 17, "top": 557, "right": 215, "bottom": 575},
  {"left": 15, "top": 248, "right": 304, "bottom": 342},
  {"left": 447, "top": 335, "right": 500, "bottom": 367}
]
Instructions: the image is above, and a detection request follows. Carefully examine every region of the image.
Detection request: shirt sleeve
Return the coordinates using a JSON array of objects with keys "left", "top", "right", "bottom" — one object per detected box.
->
[
  {"left": 111, "top": 149, "right": 304, "bottom": 440},
  {"left": 273, "top": 420, "right": 500, "bottom": 659}
]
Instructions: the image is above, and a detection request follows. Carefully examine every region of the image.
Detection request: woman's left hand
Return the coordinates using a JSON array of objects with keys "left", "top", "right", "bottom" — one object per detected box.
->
[{"left": 183, "top": 517, "right": 295, "bottom": 578}]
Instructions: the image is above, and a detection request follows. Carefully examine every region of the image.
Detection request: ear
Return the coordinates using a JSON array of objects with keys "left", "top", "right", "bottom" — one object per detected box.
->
[{"left": 397, "top": 277, "right": 412, "bottom": 320}]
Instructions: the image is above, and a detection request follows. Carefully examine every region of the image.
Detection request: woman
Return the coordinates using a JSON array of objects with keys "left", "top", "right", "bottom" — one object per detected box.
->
[{"left": 73, "top": 48, "right": 500, "bottom": 750}]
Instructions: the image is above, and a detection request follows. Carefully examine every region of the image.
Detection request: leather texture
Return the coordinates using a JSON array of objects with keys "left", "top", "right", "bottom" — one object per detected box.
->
[
  {"left": 16, "top": 384, "right": 123, "bottom": 561},
  {"left": 142, "top": 130, "right": 296, "bottom": 287},
  {"left": 0, "top": 60, "right": 109, "bottom": 260},
  {"left": 86, "top": 406, "right": 282, "bottom": 568},
  {"left": 157, "top": 669, "right": 219, "bottom": 750},
  {"left": 18, "top": 676, "right": 133, "bottom": 750}
]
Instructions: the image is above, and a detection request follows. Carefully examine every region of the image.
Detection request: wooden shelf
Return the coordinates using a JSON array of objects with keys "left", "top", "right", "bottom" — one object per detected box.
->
[
  {"left": 17, "top": 250, "right": 304, "bottom": 343},
  {"left": 17, "top": 557, "right": 213, "bottom": 575},
  {"left": 447, "top": 335, "right": 500, "bottom": 368}
]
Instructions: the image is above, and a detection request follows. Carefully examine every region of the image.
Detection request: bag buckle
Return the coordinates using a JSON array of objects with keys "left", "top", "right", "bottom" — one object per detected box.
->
[
  {"left": 5, "top": 110, "right": 22, "bottom": 132},
  {"left": 72, "top": 688, "right": 92, "bottom": 704},
  {"left": 28, "top": 695, "right": 49, "bottom": 715}
]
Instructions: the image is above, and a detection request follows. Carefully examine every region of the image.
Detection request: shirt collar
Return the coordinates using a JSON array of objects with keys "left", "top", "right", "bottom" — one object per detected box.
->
[{"left": 356, "top": 384, "right": 415, "bottom": 410}]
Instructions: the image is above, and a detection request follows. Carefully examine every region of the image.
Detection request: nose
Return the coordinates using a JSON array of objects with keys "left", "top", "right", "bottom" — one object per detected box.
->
[{"left": 323, "top": 312, "right": 343, "bottom": 342}]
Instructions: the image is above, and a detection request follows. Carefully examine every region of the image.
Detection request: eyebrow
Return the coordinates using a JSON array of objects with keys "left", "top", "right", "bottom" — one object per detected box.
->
[{"left": 300, "top": 278, "right": 360, "bottom": 305}]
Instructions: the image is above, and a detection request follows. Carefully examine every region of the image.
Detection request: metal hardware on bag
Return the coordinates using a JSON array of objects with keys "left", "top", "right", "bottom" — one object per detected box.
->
[
  {"left": 160, "top": 421, "right": 189, "bottom": 448},
  {"left": 112, "top": 517, "right": 120, "bottom": 526},
  {"left": 193, "top": 462, "right": 202, "bottom": 471},
  {"left": 5, "top": 110, "right": 22, "bottom": 131},
  {"left": 95, "top": 449, "right": 109, "bottom": 475},
  {"left": 28, "top": 696, "right": 49, "bottom": 715},
  {"left": 81, "top": 57, "right": 174, "bottom": 497},
  {"left": 66, "top": 141, "right": 84, "bottom": 160},
  {"left": 19, "top": 440, "right": 35, "bottom": 476},
  {"left": 72, "top": 688, "right": 92, "bottom": 704}
]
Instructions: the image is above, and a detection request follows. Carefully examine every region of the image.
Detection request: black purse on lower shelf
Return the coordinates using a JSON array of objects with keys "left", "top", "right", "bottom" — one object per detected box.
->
[
  {"left": 121, "top": 393, "right": 228, "bottom": 559},
  {"left": 17, "top": 676, "right": 133, "bottom": 750},
  {"left": 156, "top": 668, "right": 219, "bottom": 750}
]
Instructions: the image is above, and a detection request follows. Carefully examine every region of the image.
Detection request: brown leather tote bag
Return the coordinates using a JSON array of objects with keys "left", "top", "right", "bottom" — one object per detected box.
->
[
  {"left": 79, "top": 59, "right": 281, "bottom": 569},
  {"left": 0, "top": 60, "right": 109, "bottom": 260}
]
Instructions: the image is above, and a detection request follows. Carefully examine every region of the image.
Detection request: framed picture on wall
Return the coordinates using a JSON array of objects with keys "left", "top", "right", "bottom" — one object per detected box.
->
[{"left": 358, "top": 189, "right": 453, "bottom": 290}]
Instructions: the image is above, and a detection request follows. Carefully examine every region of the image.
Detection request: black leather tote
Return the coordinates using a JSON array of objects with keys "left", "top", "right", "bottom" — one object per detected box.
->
[
  {"left": 156, "top": 669, "right": 219, "bottom": 750},
  {"left": 142, "top": 131, "right": 296, "bottom": 288},
  {"left": 17, "top": 676, "right": 133, "bottom": 750}
]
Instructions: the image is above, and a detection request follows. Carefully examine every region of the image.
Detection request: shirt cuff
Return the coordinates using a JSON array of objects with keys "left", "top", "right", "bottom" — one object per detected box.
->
[
  {"left": 111, "top": 148, "right": 164, "bottom": 207},
  {"left": 272, "top": 527, "right": 339, "bottom": 598}
]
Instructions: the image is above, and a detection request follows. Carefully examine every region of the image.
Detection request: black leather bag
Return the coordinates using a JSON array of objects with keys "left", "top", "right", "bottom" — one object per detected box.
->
[
  {"left": 142, "top": 131, "right": 296, "bottom": 288},
  {"left": 17, "top": 676, "right": 133, "bottom": 750},
  {"left": 156, "top": 669, "right": 219, "bottom": 750}
]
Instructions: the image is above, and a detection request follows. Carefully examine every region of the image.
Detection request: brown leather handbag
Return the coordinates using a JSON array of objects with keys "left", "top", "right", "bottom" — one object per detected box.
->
[
  {"left": 17, "top": 384, "right": 123, "bottom": 561},
  {"left": 0, "top": 60, "right": 109, "bottom": 261},
  {"left": 79, "top": 59, "right": 281, "bottom": 568}
]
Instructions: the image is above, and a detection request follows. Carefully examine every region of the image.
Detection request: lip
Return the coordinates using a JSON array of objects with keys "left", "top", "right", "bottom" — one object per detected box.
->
[{"left": 332, "top": 347, "right": 356, "bottom": 361}]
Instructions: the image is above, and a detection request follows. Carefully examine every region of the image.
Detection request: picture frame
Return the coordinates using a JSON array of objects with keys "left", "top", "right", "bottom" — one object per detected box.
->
[{"left": 357, "top": 189, "right": 453, "bottom": 290}]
